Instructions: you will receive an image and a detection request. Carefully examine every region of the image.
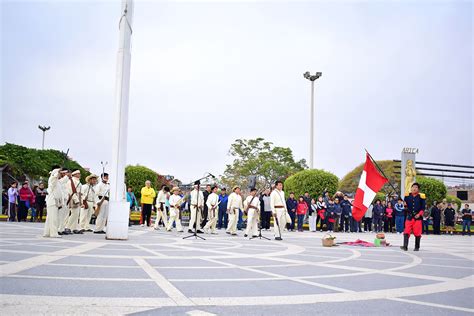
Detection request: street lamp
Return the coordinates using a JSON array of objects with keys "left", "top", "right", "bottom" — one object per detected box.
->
[
  {"left": 38, "top": 125, "right": 51, "bottom": 150},
  {"left": 303, "top": 71, "right": 322, "bottom": 169}
]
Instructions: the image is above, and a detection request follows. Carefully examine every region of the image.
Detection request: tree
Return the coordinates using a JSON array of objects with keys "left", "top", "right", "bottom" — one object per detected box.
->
[
  {"left": 0, "top": 143, "right": 89, "bottom": 183},
  {"left": 221, "top": 138, "right": 307, "bottom": 189},
  {"left": 417, "top": 177, "right": 447, "bottom": 207},
  {"left": 125, "top": 165, "right": 165, "bottom": 200},
  {"left": 339, "top": 160, "right": 401, "bottom": 194},
  {"left": 284, "top": 169, "right": 339, "bottom": 198}
]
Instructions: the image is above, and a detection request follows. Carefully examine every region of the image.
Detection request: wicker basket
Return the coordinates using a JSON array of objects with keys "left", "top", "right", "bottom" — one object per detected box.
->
[{"left": 322, "top": 233, "right": 336, "bottom": 247}]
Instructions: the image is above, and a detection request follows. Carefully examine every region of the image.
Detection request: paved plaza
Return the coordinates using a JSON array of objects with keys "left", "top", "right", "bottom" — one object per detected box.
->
[{"left": 0, "top": 222, "right": 473, "bottom": 315}]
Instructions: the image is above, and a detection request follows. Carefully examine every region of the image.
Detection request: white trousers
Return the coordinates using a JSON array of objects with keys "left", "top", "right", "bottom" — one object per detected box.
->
[
  {"left": 95, "top": 201, "right": 109, "bottom": 232},
  {"left": 204, "top": 208, "right": 217, "bottom": 233},
  {"left": 273, "top": 209, "right": 287, "bottom": 238},
  {"left": 226, "top": 209, "right": 238, "bottom": 234},
  {"left": 309, "top": 214, "right": 317, "bottom": 232},
  {"left": 43, "top": 205, "right": 60, "bottom": 238},
  {"left": 66, "top": 206, "right": 81, "bottom": 231},
  {"left": 79, "top": 204, "right": 94, "bottom": 230},
  {"left": 245, "top": 209, "right": 258, "bottom": 236},
  {"left": 57, "top": 207, "right": 69, "bottom": 233},
  {"left": 154, "top": 209, "right": 168, "bottom": 229},
  {"left": 166, "top": 208, "right": 183, "bottom": 232},
  {"left": 188, "top": 206, "right": 202, "bottom": 230}
]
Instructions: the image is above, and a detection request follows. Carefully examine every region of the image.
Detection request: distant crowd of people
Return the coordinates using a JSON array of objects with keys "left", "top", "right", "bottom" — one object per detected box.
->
[{"left": 3, "top": 181, "right": 47, "bottom": 222}]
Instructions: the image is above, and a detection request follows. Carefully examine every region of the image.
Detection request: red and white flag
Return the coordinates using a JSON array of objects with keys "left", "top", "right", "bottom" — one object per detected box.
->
[{"left": 352, "top": 153, "right": 388, "bottom": 222}]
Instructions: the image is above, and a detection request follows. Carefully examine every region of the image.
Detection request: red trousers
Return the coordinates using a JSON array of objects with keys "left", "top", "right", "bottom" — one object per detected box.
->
[{"left": 404, "top": 219, "right": 422, "bottom": 237}]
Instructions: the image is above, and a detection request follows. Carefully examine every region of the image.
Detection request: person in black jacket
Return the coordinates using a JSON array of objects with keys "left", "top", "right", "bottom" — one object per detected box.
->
[
  {"left": 430, "top": 202, "right": 441, "bottom": 235},
  {"left": 340, "top": 195, "right": 352, "bottom": 233},
  {"left": 444, "top": 203, "right": 456, "bottom": 235},
  {"left": 286, "top": 193, "right": 298, "bottom": 231},
  {"left": 201, "top": 184, "right": 212, "bottom": 228}
]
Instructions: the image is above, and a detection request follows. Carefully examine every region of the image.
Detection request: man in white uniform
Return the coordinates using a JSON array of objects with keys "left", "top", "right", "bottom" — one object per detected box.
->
[
  {"left": 57, "top": 170, "right": 71, "bottom": 235},
  {"left": 43, "top": 167, "right": 68, "bottom": 238},
  {"left": 244, "top": 187, "right": 260, "bottom": 238},
  {"left": 204, "top": 186, "right": 219, "bottom": 234},
  {"left": 65, "top": 170, "right": 83, "bottom": 234},
  {"left": 188, "top": 181, "right": 204, "bottom": 233},
  {"left": 154, "top": 185, "right": 169, "bottom": 230},
  {"left": 79, "top": 174, "right": 98, "bottom": 232},
  {"left": 226, "top": 186, "right": 243, "bottom": 236},
  {"left": 166, "top": 187, "right": 184, "bottom": 232},
  {"left": 270, "top": 180, "right": 288, "bottom": 240},
  {"left": 94, "top": 173, "right": 110, "bottom": 234}
]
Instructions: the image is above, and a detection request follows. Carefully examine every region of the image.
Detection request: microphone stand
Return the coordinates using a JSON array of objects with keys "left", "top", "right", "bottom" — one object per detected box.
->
[{"left": 183, "top": 174, "right": 213, "bottom": 240}]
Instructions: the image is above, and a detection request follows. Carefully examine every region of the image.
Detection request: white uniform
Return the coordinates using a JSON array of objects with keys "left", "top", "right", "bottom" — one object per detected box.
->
[
  {"left": 94, "top": 181, "right": 110, "bottom": 232},
  {"left": 65, "top": 177, "right": 82, "bottom": 232},
  {"left": 154, "top": 190, "right": 169, "bottom": 229},
  {"left": 226, "top": 192, "right": 243, "bottom": 235},
  {"left": 188, "top": 189, "right": 204, "bottom": 231},
  {"left": 270, "top": 189, "right": 288, "bottom": 239},
  {"left": 244, "top": 194, "right": 260, "bottom": 237},
  {"left": 166, "top": 194, "right": 184, "bottom": 232},
  {"left": 79, "top": 182, "right": 96, "bottom": 231},
  {"left": 204, "top": 192, "right": 219, "bottom": 234},
  {"left": 57, "top": 176, "right": 70, "bottom": 233},
  {"left": 43, "top": 169, "right": 66, "bottom": 238}
]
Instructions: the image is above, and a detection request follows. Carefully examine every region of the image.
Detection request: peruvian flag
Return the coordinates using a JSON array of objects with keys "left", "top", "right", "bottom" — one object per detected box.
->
[{"left": 352, "top": 153, "right": 388, "bottom": 222}]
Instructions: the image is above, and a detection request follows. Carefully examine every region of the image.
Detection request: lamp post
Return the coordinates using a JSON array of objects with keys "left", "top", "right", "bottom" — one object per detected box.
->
[
  {"left": 303, "top": 71, "right": 322, "bottom": 169},
  {"left": 38, "top": 125, "right": 50, "bottom": 150}
]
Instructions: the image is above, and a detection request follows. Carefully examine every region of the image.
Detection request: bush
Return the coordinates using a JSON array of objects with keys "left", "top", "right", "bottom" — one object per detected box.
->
[
  {"left": 284, "top": 169, "right": 339, "bottom": 199},
  {"left": 125, "top": 165, "right": 164, "bottom": 201},
  {"left": 417, "top": 177, "right": 447, "bottom": 206},
  {"left": 445, "top": 195, "right": 462, "bottom": 211}
]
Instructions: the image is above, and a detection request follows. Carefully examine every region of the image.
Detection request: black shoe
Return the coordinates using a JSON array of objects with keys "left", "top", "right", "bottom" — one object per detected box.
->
[
  {"left": 94, "top": 230, "right": 106, "bottom": 234},
  {"left": 400, "top": 234, "right": 409, "bottom": 251},
  {"left": 64, "top": 228, "right": 72, "bottom": 234},
  {"left": 226, "top": 232, "right": 231, "bottom": 234},
  {"left": 58, "top": 232, "right": 63, "bottom": 235},
  {"left": 79, "top": 229, "right": 85, "bottom": 233},
  {"left": 86, "top": 229, "right": 93, "bottom": 232},
  {"left": 231, "top": 233, "right": 237, "bottom": 236},
  {"left": 188, "top": 229, "right": 193, "bottom": 233},
  {"left": 414, "top": 236, "right": 421, "bottom": 251},
  {"left": 73, "top": 230, "right": 83, "bottom": 234},
  {"left": 252, "top": 235, "right": 258, "bottom": 238},
  {"left": 197, "top": 230, "right": 204, "bottom": 234},
  {"left": 244, "top": 234, "right": 248, "bottom": 237},
  {"left": 275, "top": 237, "right": 282, "bottom": 240}
]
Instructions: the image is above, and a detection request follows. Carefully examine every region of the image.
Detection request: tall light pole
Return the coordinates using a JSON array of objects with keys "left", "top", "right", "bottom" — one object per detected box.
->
[
  {"left": 107, "top": 0, "right": 134, "bottom": 240},
  {"left": 38, "top": 125, "right": 50, "bottom": 150},
  {"left": 303, "top": 71, "right": 322, "bottom": 169}
]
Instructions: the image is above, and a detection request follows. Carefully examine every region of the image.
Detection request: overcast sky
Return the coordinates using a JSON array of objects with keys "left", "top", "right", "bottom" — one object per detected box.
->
[{"left": 1, "top": 0, "right": 472, "bottom": 185}]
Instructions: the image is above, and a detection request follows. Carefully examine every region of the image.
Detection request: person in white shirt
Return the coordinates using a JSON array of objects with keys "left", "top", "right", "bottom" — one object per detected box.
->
[
  {"left": 57, "top": 170, "right": 71, "bottom": 235},
  {"left": 188, "top": 181, "right": 204, "bottom": 233},
  {"left": 79, "top": 174, "right": 98, "bottom": 232},
  {"left": 203, "top": 186, "right": 219, "bottom": 234},
  {"left": 64, "top": 170, "right": 83, "bottom": 234},
  {"left": 270, "top": 180, "right": 288, "bottom": 240},
  {"left": 226, "top": 186, "right": 243, "bottom": 236},
  {"left": 244, "top": 187, "right": 260, "bottom": 238},
  {"left": 154, "top": 185, "right": 169, "bottom": 230},
  {"left": 166, "top": 187, "right": 184, "bottom": 232},
  {"left": 43, "top": 167, "right": 68, "bottom": 238},
  {"left": 94, "top": 173, "right": 110, "bottom": 234}
]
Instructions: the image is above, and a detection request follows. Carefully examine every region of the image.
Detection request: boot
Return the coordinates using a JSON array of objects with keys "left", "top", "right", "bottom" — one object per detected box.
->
[
  {"left": 400, "top": 234, "right": 409, "bottom": 251},
  {"left": 414, "top": 236, "right": 421, "bottom": 251}
]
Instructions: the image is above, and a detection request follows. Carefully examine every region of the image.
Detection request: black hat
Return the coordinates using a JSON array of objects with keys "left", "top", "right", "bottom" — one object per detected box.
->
[
  {"left": 194, "top": 180, "right": 201, "bottom": 185},
  {"left": 250, "top": 187, "right": 257, "bottom": 192}
]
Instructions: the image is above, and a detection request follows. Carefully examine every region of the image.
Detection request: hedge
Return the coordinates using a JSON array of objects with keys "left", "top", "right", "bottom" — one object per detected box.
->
[{"left": 284, "top": 169, "right": 339, "bottom": 199}]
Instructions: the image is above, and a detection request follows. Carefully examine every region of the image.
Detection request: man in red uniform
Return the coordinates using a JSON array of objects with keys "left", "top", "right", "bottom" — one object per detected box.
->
[{"left": 400, "top": 182, "right": 426, "bottom": 251}]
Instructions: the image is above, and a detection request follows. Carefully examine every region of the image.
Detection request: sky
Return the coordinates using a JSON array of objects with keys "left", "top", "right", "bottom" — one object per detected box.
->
[{"left": 1, "top": 0, "right": 473, "bottom": 185}]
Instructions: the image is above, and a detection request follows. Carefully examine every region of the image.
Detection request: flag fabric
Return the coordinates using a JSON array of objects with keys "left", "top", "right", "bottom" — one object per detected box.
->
[{"left": 352, "top": 153, "right": 389, "bottom": 222}]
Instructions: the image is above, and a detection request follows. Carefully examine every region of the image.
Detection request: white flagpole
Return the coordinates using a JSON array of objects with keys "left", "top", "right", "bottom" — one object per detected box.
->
[{"left": 107, "top": 0, "right": 134, "bottom": 240}]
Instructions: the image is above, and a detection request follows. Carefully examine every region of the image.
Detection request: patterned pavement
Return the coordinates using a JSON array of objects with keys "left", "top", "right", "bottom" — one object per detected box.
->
[{"left": 0, "top": 222, "right": 473, "bottom": 315}]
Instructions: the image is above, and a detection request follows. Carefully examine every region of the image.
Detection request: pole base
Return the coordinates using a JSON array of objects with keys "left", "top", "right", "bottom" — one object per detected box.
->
[{"left": 106, "top": 201, "right": 129, "bottom": 240}]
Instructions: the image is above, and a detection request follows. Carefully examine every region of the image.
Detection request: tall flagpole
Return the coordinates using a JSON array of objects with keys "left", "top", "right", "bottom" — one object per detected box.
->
[{"left": 106, "top": 0, "right": 134, "bottom": 240}]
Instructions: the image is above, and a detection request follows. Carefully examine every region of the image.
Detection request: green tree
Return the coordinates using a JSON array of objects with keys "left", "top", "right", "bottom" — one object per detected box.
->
[
  {"left": 339, "top": 160, "right": 401, "bottom": 194},
  {"left": 125, "top": 165, "right": 165, "bottom": 200},
  {"left": 221, "top": 138, "right": 307, "bottom": 189},
  {"left": 284, "top": 169, "right": 339, "bottom": 199},
  {"left": 0, "top": 143, "right": 89, "bottom": 183},
  {"left": 417, "top": 177, "right": 447, "bottom": 206}
]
